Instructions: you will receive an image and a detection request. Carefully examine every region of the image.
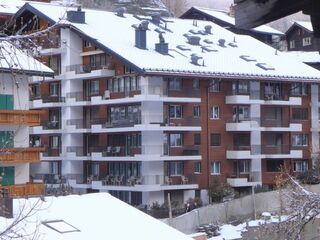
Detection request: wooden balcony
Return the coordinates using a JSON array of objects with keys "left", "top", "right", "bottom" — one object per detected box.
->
[
  {"left": 1, "top": 183, "right": 44, "bottom": 197},
  {"left": 0, "top": 148, "right": 44, "bottom": 164},
  {"left": 0, "top": 110, "right": 43, "bottom": 126}
]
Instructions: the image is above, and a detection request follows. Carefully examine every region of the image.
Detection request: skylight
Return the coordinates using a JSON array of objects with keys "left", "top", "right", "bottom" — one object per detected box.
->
[
  {"left": 203, "top": 39, "right": 213, "bottom": 44},
  {"left": 201, "top": 46, "right": 217, "bottom": 52},
  {"left": 177, "top": 45, "right": 191, "bottom": 51},
  {"left": 240, "top": 55, "right": 257, "bottom": 62},
  {"left": 256, "top": 63, "right": 275, "bottom": 71},
  {"left": 42, "top": 220, "right": 80, "bottom": 234}
]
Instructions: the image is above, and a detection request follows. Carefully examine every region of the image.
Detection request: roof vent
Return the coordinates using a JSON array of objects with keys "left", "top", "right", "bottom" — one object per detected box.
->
[
  {"left": 228, "top": 42, "right": 238, "bottom": 47},
  {"left": 188, "top": 36, "right": 201, "bottom": 45},
  {"left": 151, "top": 13, "right": 161, "bottom": 25},
  {"left": 201, "top": 46, "right": 217, "bottom": 52},
  {"left": 177, "top": 45, "right": 191, "bottom": 51},
  {"left": 218, "top": 39, "right": 226, "bottom": 47},
  {"left": 189, "top": 29, "right": 199, "bottom": 35},
  {"left": 190, "top": 53, "right": 203, "bottom": 65},
  {"left": 205, "top": 25, "right": 212, "bottom": 34},
  {"left": 132, "top": 20, "right": 149, "bottom": 50},
  {"left": 67, "top": 6, "right": 85, "bottom": 24},
  {"left": 204, "top": 39, "right": 213, "bottom": 44},
  {"left": 115, "top": 7, "right": 126, "bottom": 17},
  {"left": 155, "top": 33, "right": 168, "bottom": 55}
]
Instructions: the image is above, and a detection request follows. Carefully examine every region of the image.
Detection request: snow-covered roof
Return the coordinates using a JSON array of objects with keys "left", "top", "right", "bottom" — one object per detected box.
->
[
  {"left": 0, "top": 0, "right": 25, "bottom": 15},
  {"left": 0, "top": 41, "right": 53, "bottom": 75},
  {"left": 14, "top": 2, "right": 320, "bottom": 82},
  {"left": 283, "top": 51, "right": 320, "bottom": 64},
  {"left": 190, "top": 6, "right": 284, "bottom": 36},
  {"left": 1, "top": 193, "right": 194, "bottom": 240},
  {"left": 294, "top": 21, "right": 313, "bottom": 32}
]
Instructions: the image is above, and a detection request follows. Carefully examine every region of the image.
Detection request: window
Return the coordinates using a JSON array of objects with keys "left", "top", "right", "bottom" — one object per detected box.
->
[
  {"left": 210, "top": 106, "right": 220, "bottom": 119},
  {"left": 48, "top": 55, "right": 61, "bottom": 74},
  {"left": 89, "top": 80, "right": 99, "bottom": 96},
  {"left": 169, "top": 105, "right": 182, "bottom": 118},
  {"left": 50, "top": 161, "right": 60, "bottom": 175},
  {"left": 193, "top": 105, "right": 200, "bottom": 118},
  {"left": 194, "top": 133, "right": 201, "bottom": 145},
  {"left": 124, "top": 65, "right": 135, "bottom": 74},
  {"left": 169, "top": 162, "right": 183, "bottom": 176},
  {"left": 193, "top": 79, "right": 200, "bottom": 89},
  {"left": 264, "top": 82, "right": 282, "bottom": 100},
  {"left": 238, "top": 160, "right": 251, "bottom": 173},
  {"left": 170, "top": 134, "right": 183, "bottom": 147},
  {"left": 49, "top": 83, "right": 60, "bottom": 96},
  {"left": 194, "top": 162, "right": 201, "bottom": 174},
  {"left": 292, "top": 108, "right": 308, "bottom": 120},
  {"left": 293, "top": 161, "right": 308, "bottom": 172},
  {"left": 266, "top": 160, "right": 284, "bottom": 172},
  {"left": 289, "top": 40, "right": 295, "bottom": 49},
  {"left": 232, "top": 80, "right": 249, "bottom": 94},
  {"left": 302, "top": 37, "right": 312, "bottom": 46},
  {"left": 30, "top": 84, "right": 40, "bottom": 99},
  {"left": 266, "top": 107, "right": 282, "bottom": 120},
  {"left": 0, "top": 131, "right": 14, "bottom": 148},
  {"left": 49, "top": 135, "right": 60, "bottom": 149},
  {"left": 210, "top": 134, "right": 221, "bottom": 146},
  {"left": 211, "top": 162, "right": 221, "bottom": 175},
  {"left": 168, "top": 78, "right": 182, "bottom": 90},
  {"left": 91, "top": 163, "right": 100, "bottom": 177},
  {"left": 209, "top": 79, "right": 220, "bottom": 92},
  {"left": 90, "top": 55, "right": 96, "bottom": 67},
  {"left": 290, "top": 83, "right": 308, "bottom": 96},
  {"left": 292, "top": 134, "right": 308, "bottom": 146},
  {"left": 233, "top": 106, "right": 250, "bottom": 122},
  {"left": 83, "top": 40, "right": 92, "bottom": 48}
]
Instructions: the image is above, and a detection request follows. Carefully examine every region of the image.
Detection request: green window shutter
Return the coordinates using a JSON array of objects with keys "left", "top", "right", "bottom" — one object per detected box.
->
[
  {"left": 0, "top": 167, "right": 15, "bottom": 185},
  {"left": 0, "top": 131, "right": 14, "bottom": 148},
  {"left": 0, "top": 94, "right": 13, "bottom": 110}
]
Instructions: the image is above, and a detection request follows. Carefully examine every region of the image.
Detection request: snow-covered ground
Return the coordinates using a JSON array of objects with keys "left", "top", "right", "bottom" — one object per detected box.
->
[{"left": 191, "top": 213, "right": 288, "bottom": 240}]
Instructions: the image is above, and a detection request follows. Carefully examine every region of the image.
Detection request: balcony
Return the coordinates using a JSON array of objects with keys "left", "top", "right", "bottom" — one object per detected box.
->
[
  {"left": 30, "top": 95, "right": 65, "bottom": 109},
  {"left": 65, "top": 64, "right": 115, "bottom": 80},
  {"left": 0, "top": 110, "right": 42, "bottom": 126},
  {"left": 1, "top": 183, "right": 45, "bottom": 197},
  {"left": 226, "top": 118, "right": 302, "bottom": 132},
  {"left": 38, "top": 37, "right": 65, "bottom": 56},
  {"left": 0, "top": 147, "right": 44, "bottom": 163},
  {"left": 226, "top": 145, "right": 303, "bottom": 159},
  {"left": 227, "top": 172, "right": 261, "bottom": 187},
  {"left": 65, "top": 146, "right": 91, "bottom": 160},
  {"left": 66, "top": 119, "right": 91, "bottom": 133},
  {"left": 225, "top": 90, "right": 301, "bottom": 106},
  {"left": 90, "top": 174, "right": 198, "bottom": 191}
]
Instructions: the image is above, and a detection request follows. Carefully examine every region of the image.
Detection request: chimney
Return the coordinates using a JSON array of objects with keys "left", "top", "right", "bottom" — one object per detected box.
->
[
  {"left": 67, "top": 6, "right": 85, "bottom": 24},
  {"left": 155, "top": 33, "right": 168, "bottom": 55},
  {"left": 151, "top": 13, "right": 161, "bottom": 25},
  {"left": 190, "top": 53, "right": 203, "bottom": 65},
  {"left": 132, "top": 20, "right": 149, "bottom": 50},
  {"left": 218, "top": 39, "right": 226, "bottom": 47},
  {"left": 188, "top": 36, "right": 201, "bottom": 45},
  {"left": 204, "top": 25, "right": 212, "bottom": 34},
  {"left": 115, "top": 7, "right": 126, "bottom": 17},
  {"left": 229, "top": 4, "right": 235, "bottom": 17}
]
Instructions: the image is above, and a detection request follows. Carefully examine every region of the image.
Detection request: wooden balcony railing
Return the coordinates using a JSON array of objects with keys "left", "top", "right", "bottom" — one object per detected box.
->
[
  {"left": 0, "top": 110, "right": 43, "bottom": 126},
  {"left": 1, "top": 183, "right": 45, "bottom": 197},
  {"left": 0, "top": 148, "right": 44, "bottom": 164}
]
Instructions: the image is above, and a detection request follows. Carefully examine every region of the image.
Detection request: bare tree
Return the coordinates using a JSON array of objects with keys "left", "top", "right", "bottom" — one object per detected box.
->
[{"left": 162, "top": 0, "right": 188, "bottom": 17}]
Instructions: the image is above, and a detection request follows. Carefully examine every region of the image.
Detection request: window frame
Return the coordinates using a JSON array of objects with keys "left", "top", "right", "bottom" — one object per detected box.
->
[
  {"left": 210, "top": 106, "right": 220, "bottom": 119},
  {"left": 194, "top": 162, "right": 201, "bottom": 174},
  {"left": 210, "top": 162, "right": 221, "bottom": 175}
]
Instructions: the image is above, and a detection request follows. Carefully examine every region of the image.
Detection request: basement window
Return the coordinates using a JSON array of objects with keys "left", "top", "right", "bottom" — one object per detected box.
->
[{"left": 42, "top": 220, "right": 80, "bottom": 234}]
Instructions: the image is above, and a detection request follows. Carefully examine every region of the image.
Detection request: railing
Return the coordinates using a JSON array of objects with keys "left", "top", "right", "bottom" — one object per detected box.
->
[
  {"left": 226, "top": 90, "right": 290, "bottom": 101},
  {"left": 228, "top": 171, "right": 261, "bottom": 182},
  {"left": 41, "top": 120, "right": 61, "bottom": 129},
  {"left": 0, "top": 110, "right": 42, "bottom": 126},
  {"left": 0, "top": 147, "right": 44, "bottom": 163},
  {"left": 41, "top": 95, "right": 65, "bottom": 103},
  {"left": 66, "top": 146, "right": 88, "bottom": 157},
  {"left": 229, "top": 145, "right": 299, "bottom": 155},
  {"left": 163, "top": 144, "right": 200, "bottom": 156},
  {"left": 228, "top": 117, "right": 297, "bottom": 128},
  {"left": 1, "top": 183, "right": 45, "bottom": 197},
  {"left": 38, "top": 35, "right": 61, "bottom": 49},
  {"left": 104, "top": 118, "right": 141, "bottom": 128},
  {"left": 90, "top": 146, "right": 141, "bottom": 157},
  {"left": 66, "top": 91, "right": 99, "bottom": 101},
  {"left": 66, "top": 119, "right": 91, "bottom": 129},
  {"left": 66, "top": 63, "right": 114, "bottom": 74},
  {"left": 42, "top": 147, "right": 61, "bottom": 157},
  {"left": 165, "top": 117, "right": 200, "bottom": 127}
]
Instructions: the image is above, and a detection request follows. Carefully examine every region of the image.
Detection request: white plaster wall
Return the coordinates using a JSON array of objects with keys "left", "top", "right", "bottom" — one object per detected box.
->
[
  {"left": 141, "top": 101, "right": 163, "bottom": 124},
  {"left": 14, "top": 163, "right": 29, "bottom": 184},
  {"left": 142, "top": 131, "right": 164, "bottom": 155},
  {"left": 142, "top": 191, "right": 164, "bottom": 205},
  {"left": 61, "top": 160, "right": 83, "bottom": 176}
]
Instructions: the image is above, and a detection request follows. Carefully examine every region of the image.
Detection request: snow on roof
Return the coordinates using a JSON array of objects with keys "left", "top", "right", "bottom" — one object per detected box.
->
[
  {"left": 294, "top": 21, "right": 313, "bottom": 32},
  {"left": 0, "top": 41, "right": 53, "bottom": 75},
  {"left": 191, "top": 6, "right": 284, "bottom": 36},
  {"left": 0, "top": 0, "right": 25, "bottom": 15},
  {"left": 283, "top": 51, "right": 320, "bottom": 64},
  {"left": 16, "top": 2, "right": 320, "bottom": 81},
  {"left": 1, "top": 193, "right": 194, "bottom": 240}
]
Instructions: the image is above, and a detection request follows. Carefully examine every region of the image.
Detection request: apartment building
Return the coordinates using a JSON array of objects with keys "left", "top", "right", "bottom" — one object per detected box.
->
[
  {"left": 10, "top": 2, "right": 320, "bottom": 205},
  {"left": 0, "top": 41, "right": 53, "bottom": 197}
]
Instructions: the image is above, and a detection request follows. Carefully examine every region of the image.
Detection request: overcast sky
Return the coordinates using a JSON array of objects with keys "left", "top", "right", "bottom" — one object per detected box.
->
[{"left": 186, "top": 0, "right": 233, "bottom": 10}]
